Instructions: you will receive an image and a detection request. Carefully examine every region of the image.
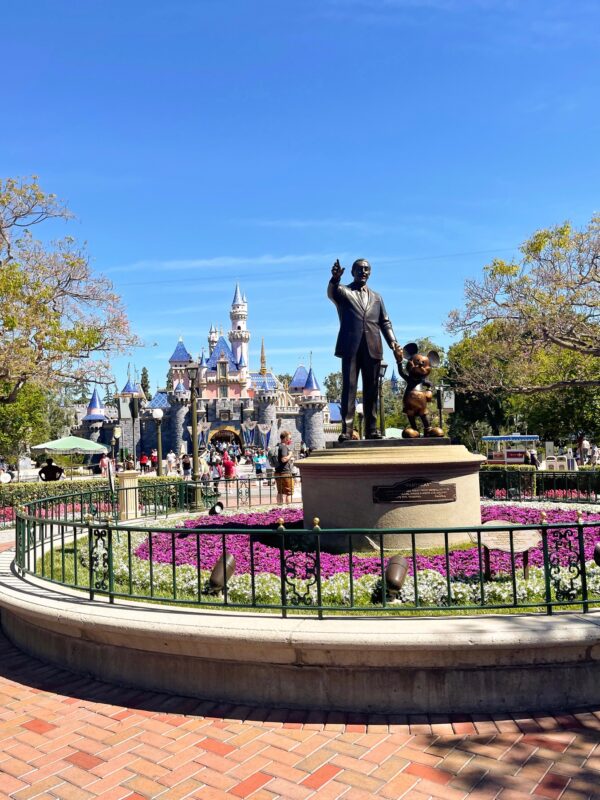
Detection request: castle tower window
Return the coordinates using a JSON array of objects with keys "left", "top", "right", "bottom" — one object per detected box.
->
[
  {"left": 219, "top": 385, "right": 228, "bottom": 399},
  {"left": 218, "top": 363, "right": 227, "bottom": 380}
]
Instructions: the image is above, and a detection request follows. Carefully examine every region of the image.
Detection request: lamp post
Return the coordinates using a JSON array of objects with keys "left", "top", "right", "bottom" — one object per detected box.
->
[
  {"left": 152, "top": 408, "right": 164, "bottom": 476},
  {"left": 186, "top": 363, "right": 200, "bottom": 484},
  {"left": 113, "top": 425, "right": 121, "bottom": 464},
  {"left": 379, "top": 362, "right": 387, "bottom": 438}
]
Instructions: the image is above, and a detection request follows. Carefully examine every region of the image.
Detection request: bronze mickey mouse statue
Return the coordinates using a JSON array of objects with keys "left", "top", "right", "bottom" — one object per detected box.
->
[{"left": 396, "top": 343, "right": 444, "bottom": 438}]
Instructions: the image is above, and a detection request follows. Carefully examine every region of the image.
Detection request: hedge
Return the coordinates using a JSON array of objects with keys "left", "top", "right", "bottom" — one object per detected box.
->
[{"left": 0, "top": 476, "right": 184, "bottom": 527}]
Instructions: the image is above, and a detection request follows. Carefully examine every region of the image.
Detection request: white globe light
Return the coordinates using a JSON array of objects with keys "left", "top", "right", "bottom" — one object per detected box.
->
[{"left": 152, "top": 408, "right": 164, "bottom": 421}]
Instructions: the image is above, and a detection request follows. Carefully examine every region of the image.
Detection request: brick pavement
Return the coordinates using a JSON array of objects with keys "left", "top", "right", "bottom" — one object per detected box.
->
[{"left": 0, "top": 631, "right": 598, "bottom": 799}]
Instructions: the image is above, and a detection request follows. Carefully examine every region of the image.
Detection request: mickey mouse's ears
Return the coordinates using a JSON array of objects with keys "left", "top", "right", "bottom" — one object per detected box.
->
[
  {"left": 428, "top": 351, "right": 440, "bottom": 368},
  {"left": 402, "top": 342, "right": 419, "bottom": 359}
]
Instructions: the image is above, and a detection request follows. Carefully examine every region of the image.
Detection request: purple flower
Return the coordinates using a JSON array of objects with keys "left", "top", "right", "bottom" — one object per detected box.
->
[{"left": 133, "top": 505, "right": 600, "bottom": 581}]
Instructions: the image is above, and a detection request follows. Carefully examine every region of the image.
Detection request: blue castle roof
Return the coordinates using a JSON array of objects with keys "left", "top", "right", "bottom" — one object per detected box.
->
[
  {"left": 120, "top": 378, "right": 136, "bottom": 395},
  {"left": 147, "top": 391, "right": 169, "bottom": 409},
  {"left": 328, "top": 402, "right": 342, "bottom": 423},
  {"left": 290, "top": 365, "right": 309, "bottom": 390},
  {"left": 174, "top": 381, "right": 186, "bottom": 394},
  {"left": 169, "top": 338, "right": 193, "bottom": 364},
  {"left": 249, "top": 373, "right": 278, "bottom": 391},
  {"left": 232, "top": 283, "right": 243, "bottom": 305},
  {"left": 206, "top": 336, "right": 238, "bottom": 370},
  {"left": 83, "top": 388, "right": 107, "bottom": 422},
  {"left": 304, "top": 367, "right": 320, "bottom": 392}
]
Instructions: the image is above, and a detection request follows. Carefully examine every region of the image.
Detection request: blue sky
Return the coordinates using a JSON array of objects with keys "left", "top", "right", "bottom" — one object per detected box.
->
[{"left": 3, "top": 0, "right": 600, "bottom": 393}]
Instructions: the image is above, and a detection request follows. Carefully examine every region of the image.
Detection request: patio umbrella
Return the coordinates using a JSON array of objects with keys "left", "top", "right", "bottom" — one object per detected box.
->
[
  {"left": 31, "top": 436, "right": 108, "bottom": 454},
  {"left": 31, "top": 436, "right": 108, "bottom": 479}
]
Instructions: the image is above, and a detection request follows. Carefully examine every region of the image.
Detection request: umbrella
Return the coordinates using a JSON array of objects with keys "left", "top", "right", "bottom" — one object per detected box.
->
[
  {"left": 31, "top": 436, "right": 108, "bottom": 454},
  {"left": 32, "top": 436, "right": 108, "bottom": 480}
]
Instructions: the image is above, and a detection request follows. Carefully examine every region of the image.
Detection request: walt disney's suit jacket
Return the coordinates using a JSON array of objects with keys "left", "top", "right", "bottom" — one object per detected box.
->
[{"left": 327, "top": 278, "right": 397, "bottom": 360}]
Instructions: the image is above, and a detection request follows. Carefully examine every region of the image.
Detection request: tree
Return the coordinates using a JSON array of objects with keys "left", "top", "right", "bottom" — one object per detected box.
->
[
  {"left": 140, "top": 367, "right": 152, "bottom": 400},
  {"left": 0, "top": 385, "right": 53, "bottom": 461},
  {"left": 0, "top": 176, "right": 139, "bottom": 403},
  {"left": 323, "top": 372, "right": 343, "bottom": 402},
  {"left": 447, "top": 215, "right": 600, "bottom": 394},
  {"left": 166, "top": 367, "right": 174, "bottom": 392},
  {"left": 276, "top": 373, "right": 293, "bottom": 388}
]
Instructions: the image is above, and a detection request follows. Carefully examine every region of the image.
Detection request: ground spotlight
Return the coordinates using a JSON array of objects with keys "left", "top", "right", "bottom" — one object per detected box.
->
[
  {"left": 209, "top": 502, "right": 224, "bottom": 515},
  {"left": 385, "top": 555, "right": 409, "bottom": 600},
  {"left": 208, "top": 553, "right": 236, "bottom": 594},
  {"left": 594, "top": 542, "right": 600, "bottom": 567}
]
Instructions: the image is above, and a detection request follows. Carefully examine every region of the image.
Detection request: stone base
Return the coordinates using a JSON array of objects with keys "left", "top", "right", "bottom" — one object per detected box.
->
[
  {"left": 117, "top": 471, "right": 139, "bottom": 522},
  {"left": 298, "top": 443, "right": 485, "bottom": 551}
]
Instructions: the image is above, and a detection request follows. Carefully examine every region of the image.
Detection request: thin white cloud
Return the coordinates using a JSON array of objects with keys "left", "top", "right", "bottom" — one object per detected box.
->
[{"left": 105, "top": 252, "right": 344, "bottom": 276}]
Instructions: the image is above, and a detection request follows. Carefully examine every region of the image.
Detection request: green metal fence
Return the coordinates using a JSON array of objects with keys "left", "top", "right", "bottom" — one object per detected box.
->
[
  {"left": 480, "top": 469, "right": 600, "bottom": 503},
  {"left": 14, "top": 489, "right": 600, "bottom": 617}
]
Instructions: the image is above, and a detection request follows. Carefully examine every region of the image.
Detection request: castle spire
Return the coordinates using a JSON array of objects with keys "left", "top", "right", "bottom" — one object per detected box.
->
[{"left": 260, "top": 338, "right": 267, "bottom": 376}]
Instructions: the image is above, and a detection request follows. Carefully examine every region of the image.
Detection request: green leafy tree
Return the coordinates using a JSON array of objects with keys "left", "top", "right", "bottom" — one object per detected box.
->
[
  {"left": 140, "top": 366, "right": 152, "bottom": 400},
  {"left": 0, "top": 385, "right": 52, "bottom": 461},
  {"left": 166, "top": 367, "right": 174, "bottom": 392},
  {"left": 0, "top": 176, "right": 139, "bottom": 403},
  {"left": 276, "top": 373, "right": 293, "bottom": 388},
  {"left": 323, "top": 372, "right": 343, "bottom": 402},
  {"left": 448, "top": 215, "right": 600, "bottom": 393}
]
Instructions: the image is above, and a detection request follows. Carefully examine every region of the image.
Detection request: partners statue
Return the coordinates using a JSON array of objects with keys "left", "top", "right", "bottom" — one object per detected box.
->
[
  {"left": 328, "top": 258, "right": 402, "bottom": 441},
  {"left": 396, "top": 342, "right": 443, "bottom": 438}
]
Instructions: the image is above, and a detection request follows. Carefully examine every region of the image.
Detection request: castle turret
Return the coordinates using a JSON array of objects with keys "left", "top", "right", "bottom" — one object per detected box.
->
[
  {"left": 169, "top": 337, "right": 193, "bottom": 390},
  {"left": 229, "top": 283, "right": 250, "bottom": 368},
  {"left": 81, "top": 387, "right": 108, "bottom": 443},
  {"left": 299, "top": 368, "right": 327, "bottom": 450},
  {"left": 208, "top": 324, "right": 218, "bottom": 355}
]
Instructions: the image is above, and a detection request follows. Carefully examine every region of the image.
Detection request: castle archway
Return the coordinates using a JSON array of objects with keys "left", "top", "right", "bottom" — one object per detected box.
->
[{"left": 209, "top": 427, "right": 242, "bottom": 448}]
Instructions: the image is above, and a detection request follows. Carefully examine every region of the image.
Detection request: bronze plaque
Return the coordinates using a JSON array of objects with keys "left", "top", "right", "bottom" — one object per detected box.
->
[{"left": 373, "top": 478, "right": 456, "bottom": 505}]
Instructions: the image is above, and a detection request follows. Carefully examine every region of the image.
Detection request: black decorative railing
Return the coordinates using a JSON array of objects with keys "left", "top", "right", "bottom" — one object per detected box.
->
[{"left": 13, "top": 490, "right": 600, "bottom": 617}]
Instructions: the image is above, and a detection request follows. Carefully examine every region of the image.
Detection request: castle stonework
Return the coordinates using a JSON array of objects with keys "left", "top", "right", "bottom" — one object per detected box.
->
[{"left": 75, "top": 285, "right": 328, "bottom": 457}]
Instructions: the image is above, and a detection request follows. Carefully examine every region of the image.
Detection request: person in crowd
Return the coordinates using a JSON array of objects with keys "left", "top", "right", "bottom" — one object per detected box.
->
[
  {"left": 150, "top": 449, "right": 158, "bottom": 472},
  {"left": 523, "top": 451, "right": 530, "bottom": 465},
  {"left": 591, "top": 444, "right": 599, "bottom": 466},
  {"left": 166, "top": 449, "right": 177, "bottom": 475},
  {"left": 38, "top": 458, "right": 64, "bottom": 482},
  {"left": 275, "top": 430, "right": 294, "bottom": 505},
  {"left": 223, "top": 450, "right": 236, "bottom": 480},
  {"left": 139, "top": 452, "right": 149, "bottom": 473},
  {"left": 529, "top": 449, "right": 539, "bottom": 469},
  {"left": 181, "top": 453, "right": 192, "bottom": 480},
  {"left": 99, "top": 453, "right": 110, "bottom": 477}
]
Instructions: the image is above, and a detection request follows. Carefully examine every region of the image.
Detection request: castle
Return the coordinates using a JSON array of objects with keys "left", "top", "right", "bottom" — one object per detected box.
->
[{"left": 75, "top": 285, "right": 329, "bottom": 458}]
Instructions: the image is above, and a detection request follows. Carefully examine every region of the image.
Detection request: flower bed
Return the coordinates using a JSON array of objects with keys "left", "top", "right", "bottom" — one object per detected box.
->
[{"left": 100, "top": 505, "right": 600, "bottom": 609}]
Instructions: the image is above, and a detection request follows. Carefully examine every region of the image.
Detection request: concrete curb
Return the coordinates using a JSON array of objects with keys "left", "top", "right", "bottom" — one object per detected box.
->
[{"left": 1, "top": 549, "right": 600, "bottom": 713}]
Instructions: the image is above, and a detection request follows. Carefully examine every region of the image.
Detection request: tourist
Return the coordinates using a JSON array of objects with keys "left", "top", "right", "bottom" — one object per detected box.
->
[
  {"left": 38, "top": 458, "right": 64, "bottom": 482},
  {"left": 150, "top": 448, "right": 158, "bottom": 472},
  {"left": 591, "top": 444, "right": 599, "bottom": 466},
  {"left": 274, "top": 430, "right": 294, "bottom": 505},
  {"left": 529, "top": 449, "right": 539, "bottom": 469},
  {"left": 181, "top": 453, "right": 192, "bottom": 480},
  {"left": 166, "top": 449, "right": 177, "bottom": 475},
  {"left": 223, "top": 450, "right": 236, "bottom": 480},
  {"left": 99, "top": 453, "right": 109, "bottom": 477},
  {"left": 139, "top": 452, "right": 149, "bottom": 473}
]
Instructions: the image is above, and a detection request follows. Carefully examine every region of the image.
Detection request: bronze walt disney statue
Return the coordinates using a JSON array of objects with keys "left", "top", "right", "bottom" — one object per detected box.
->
[{"left": 328, "top": 258, "right": 403, "bottom": 441}]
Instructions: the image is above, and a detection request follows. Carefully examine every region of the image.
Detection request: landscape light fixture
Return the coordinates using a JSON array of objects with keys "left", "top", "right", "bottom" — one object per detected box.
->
[
  {"left": 152, "top": 408, "right": 164, "bottom": 476},
  {"left": 185, "top": 362, "right": 201, "bottom": 494}
]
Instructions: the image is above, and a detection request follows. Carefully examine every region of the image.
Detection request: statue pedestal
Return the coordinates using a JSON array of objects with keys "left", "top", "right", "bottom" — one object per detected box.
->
[
  {"left": 117, "top": 471, "right": 140, "bottom": 522},
  {"left": 297, "top": 441, "right": 485, "bottom": 551}
]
